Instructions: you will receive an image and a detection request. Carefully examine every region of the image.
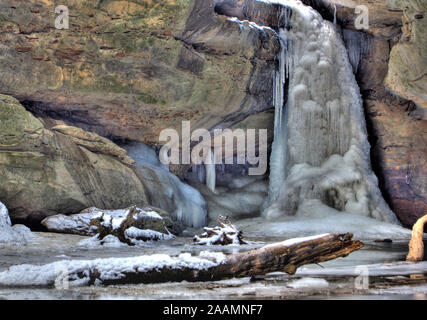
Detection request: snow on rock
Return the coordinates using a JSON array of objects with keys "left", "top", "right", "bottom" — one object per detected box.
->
[
  {"left": 41, "top": 207, "right": 128, "bottom": 236},
  {"left": 0, "top": 251, "right": 226, "bottom": 287},
  {"left": 0, "top": 202, "right": 11, "bottom": 227},
  {"left": 41, "top": 206, "right": 177, "bottom": 236},
  {"left": 0, "top": 201, "right": 34, "bottom": 246}
]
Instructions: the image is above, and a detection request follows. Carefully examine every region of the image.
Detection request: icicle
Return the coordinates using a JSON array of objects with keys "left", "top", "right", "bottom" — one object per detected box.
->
[
  {"left": 333, "top": 5, "right": 337, "bottom": 24},
  {"left": 205, "top": 149, "right": 216, "bottom": 193}
]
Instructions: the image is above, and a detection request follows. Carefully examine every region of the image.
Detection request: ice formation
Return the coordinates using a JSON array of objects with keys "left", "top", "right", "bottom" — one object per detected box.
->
[
  {"left": 262, "top": 0, "right": 398, "bottom": 224},
  {"left": 342, "top": 29, "right": 371, "bottom": 74},
  {"left": 296, "top": 261, "right": 427, "bottom": 277},
  {"left": 205, "top": 149, "right": 216, "bottom": 193},
  {"left": 0, "top": 201, "right": 34, "bottom": 246},
  {"left": 236, "top": 200, "right": 413, "bottom": 240},
  {"left": 123, "top": 142, "right": 208, "bottom": 228},
  {"left": 186, "top": 166, "right": 268, "bottom": 221}
]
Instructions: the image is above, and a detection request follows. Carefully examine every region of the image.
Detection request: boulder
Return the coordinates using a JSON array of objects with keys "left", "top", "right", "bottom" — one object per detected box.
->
[
  {"left": 0, "top": 94, "right": 148, "bottom": 225},
  {"left": 42, "top": 205, "right": 184, "bottom": 236}
]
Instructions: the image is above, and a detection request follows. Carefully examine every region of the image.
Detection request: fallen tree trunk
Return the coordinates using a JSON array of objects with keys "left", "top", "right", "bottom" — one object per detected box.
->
[{"left": 88, "top": 233, "right": 363, "bottom": 285}]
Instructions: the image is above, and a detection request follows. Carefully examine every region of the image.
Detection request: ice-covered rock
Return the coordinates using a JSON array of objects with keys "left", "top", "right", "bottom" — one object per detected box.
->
[{"left": 0, "top": 201, "right": 34, "bottom": 246}]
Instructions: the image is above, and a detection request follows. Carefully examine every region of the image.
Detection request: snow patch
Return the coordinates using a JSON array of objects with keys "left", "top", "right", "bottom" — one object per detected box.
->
[{"left": 287, "top": 277, "right": 329, "bottom": 289}]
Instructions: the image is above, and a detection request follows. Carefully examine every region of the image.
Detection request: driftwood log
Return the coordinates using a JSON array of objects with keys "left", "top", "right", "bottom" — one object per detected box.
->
[
  {"left": 406, "top": 214, "right": 427, "bottom": 262},
  {"left": 87, "top": 233, "right": 363, "bottom": 285},
  {"left": 90, "top": 206, "right": 169, "bottom": 245}
]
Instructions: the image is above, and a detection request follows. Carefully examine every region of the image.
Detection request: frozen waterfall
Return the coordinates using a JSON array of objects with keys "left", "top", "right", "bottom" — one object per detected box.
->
[
  {"left": 123, "top": 142, "right": 208, "bottom": 228},
  {"left": 262, "top": 1, "right": 399, "bottom": 224}
]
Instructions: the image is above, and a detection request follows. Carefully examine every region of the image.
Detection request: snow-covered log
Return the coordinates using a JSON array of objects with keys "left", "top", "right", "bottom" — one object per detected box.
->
[
  {"left": 0, "top": 233, "right": 363, "bottom": 287},
  {"left": 69, "top": 233, "right": 362, "bottom": 285}
]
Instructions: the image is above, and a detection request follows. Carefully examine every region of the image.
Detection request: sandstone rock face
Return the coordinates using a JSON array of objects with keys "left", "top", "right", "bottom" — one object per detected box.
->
[
  {"left": 51, "top": 125, "right": 135, "bottom": 165},
  {"left": 354, "top": 2, "right": 426, "bottom": 228},
  {"left": 0, "top": 94, "right": 207, "bottom": 228},
  {"left": 385, "top": 0, "right": 427, "bottom": 119},
  {"left": 0, "top": 94, "right": 148, "bottom": 226},
  {"left": 0, "top": 0, "right": 425, "bottom": 228},
  {"left": 0, "top": 0, "right": 276, "bottom": 145}
]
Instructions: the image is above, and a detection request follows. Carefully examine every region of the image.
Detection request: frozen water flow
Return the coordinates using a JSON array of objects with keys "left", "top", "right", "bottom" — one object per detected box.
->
[
  {"left": 122, "top": 142, "right": 208, "bottom": 228},
  {"left": 262, "top": 0, "right": 398, "bottom": 225}
]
